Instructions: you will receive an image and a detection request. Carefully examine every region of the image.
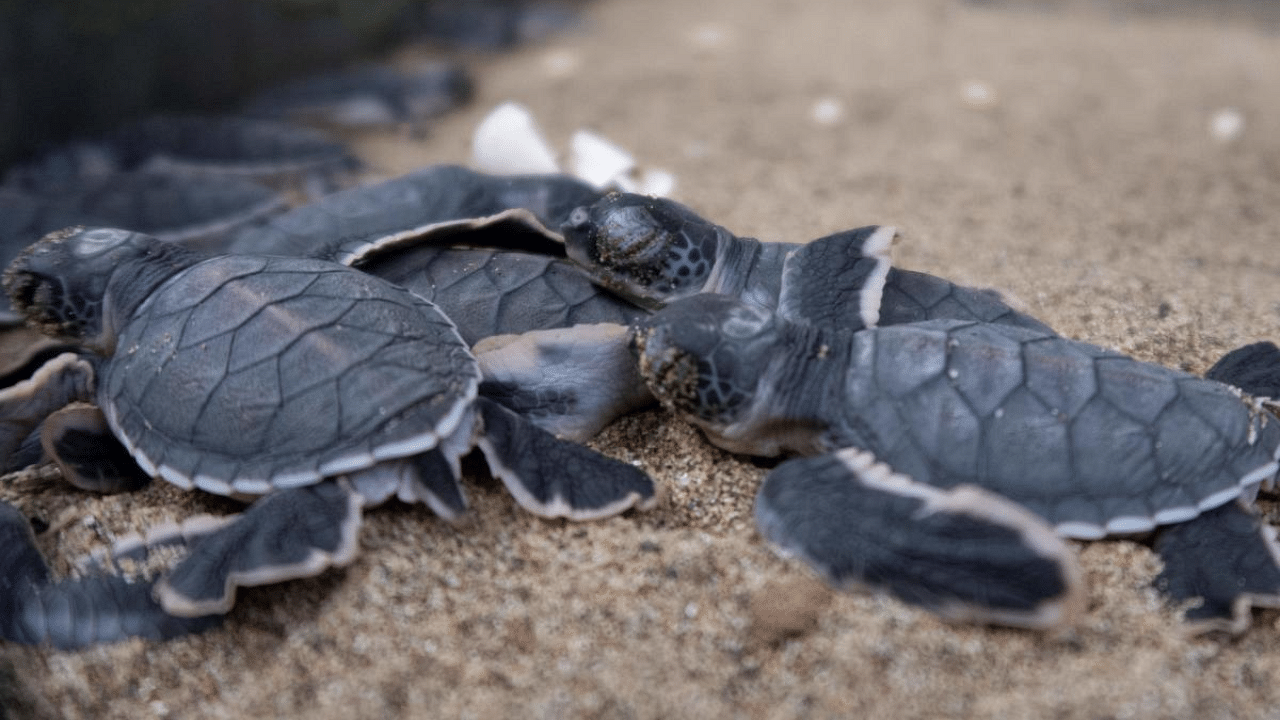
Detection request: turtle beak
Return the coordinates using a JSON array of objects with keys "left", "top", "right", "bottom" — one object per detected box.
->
[{"left": 3, "top": 264, "right": 72, "bottom": 339}]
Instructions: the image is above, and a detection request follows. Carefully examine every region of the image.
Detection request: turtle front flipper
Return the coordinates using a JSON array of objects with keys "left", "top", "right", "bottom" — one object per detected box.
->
[
  {"left": 41, "top": 403, "right": 150, "bottom": 493},
  {"left": 1205, "top": 341, "right": 1280, "bottom": 399},
  {"left": 1154, "top": 501, "right": 1280, "bottom": 634},
  {"left": 473, "top": 397, "right": 658, "bottom": 520},
  {"left": 474, "top": 323, "right": 653, "bottom": 442},
  {"left": 0, "top": 501, "right": 220, "bottom": 647},
  {"left": 776, "top": 225, "right": 896, "bottom": 332},
  {"left": 755, "top": 448, "right": 1084, "bottom": 630},
  {"left": 156, "top": 480, "right": 362, "bottom": 617},
  {"left": 0, "top": 352, "right": 96, "bottom": 470}
]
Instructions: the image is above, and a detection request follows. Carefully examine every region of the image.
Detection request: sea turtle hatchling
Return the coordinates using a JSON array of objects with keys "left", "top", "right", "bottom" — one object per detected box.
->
[
  {"left": 561, "top": 192, "right": 1053, "bottom": 334},
  {"left": 226, "top": 164, "right": 655, "bottom": 440},
  {"left": 633, "top": 293, "right": 1280, "bottom": 631},
  {"left": 0, "top": 226, "right": 657, "bottom": 648}
]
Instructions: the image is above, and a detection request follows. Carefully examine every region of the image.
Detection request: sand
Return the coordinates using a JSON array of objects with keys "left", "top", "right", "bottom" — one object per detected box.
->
[{"left": 4, "top": 0, "right": 1280, "bottom": 717}]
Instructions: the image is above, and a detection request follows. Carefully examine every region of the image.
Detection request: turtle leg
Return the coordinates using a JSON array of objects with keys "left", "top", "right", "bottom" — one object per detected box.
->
[
  {"left": 754, "top": 448, "right": 1084, "bottom": 630},
  {"left": 474, "top": 323, "right": 654, "bottom": 442},
  {"left": 0, "top": 501, "right": 220, "bottom": 647},
  {"left": 473, "top": 397, "right": 658, "bottom": 520},
  {"left": 41, "top": 403, "right": 150, "bottom": 493},
  {"left": 155, "top": 479, "right": 363, "bottom": 617},
  {"left": 1205, "top": 341, "right": 1280, "bottom": 399},
  {"left": 1153, "top": 500, "right": 1280, "bottom": 634},
  {"left": 0, "top": 352, "right": 96, "bottom": 470}
]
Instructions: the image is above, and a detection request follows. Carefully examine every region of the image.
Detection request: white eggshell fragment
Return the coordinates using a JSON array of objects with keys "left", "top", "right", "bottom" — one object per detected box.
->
[
  {"left": 471, "top": 102, "right": 560, "bottom": 175},
  {"left": 569, "top": 129, "right": 636, "bottom": 189}
]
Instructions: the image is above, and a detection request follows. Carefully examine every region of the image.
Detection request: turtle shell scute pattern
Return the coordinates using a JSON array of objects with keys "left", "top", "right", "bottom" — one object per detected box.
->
[
  {"left": 101, "top": 255, "right": 478, "bottom": 492},
  {"left": 832, "top": 320, "right": 1280, "bottom": 536},
  {"left": 365, "top": 246, "right": 641, "bottom": 344}
]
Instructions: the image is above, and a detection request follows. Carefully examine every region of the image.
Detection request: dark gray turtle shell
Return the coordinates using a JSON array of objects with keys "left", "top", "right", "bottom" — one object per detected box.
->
[
  {"left": 357, "top": 243, "right": 645, "bottom": 345},
  {"left": 101, "top": 254, "right": 478, "bottom": 496},
  {"left": 825, "top": 319, "right": 1280, "bottom": 538},
  {"left": 227, "top": 164, "right": 601, "bottom": 257}
]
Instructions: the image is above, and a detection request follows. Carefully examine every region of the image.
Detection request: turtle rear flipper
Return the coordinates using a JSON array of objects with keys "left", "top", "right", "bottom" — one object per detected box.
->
[
  {"left": 0, "top": 501, "right": 220, "bottom": 647},
  {"left": 1205, "top": 341, "right": 1280, "bottom": 399},
  {"left": 755, "top": 449, "right": 1084, "bottom": 630},
  {"left": 1154, "top": 501, "right": 1280, "bottom": 634},
  {"left": 474, "top": 397, "right": 657, "bottom": 520},
  {"left": 475, "top": 323, "right": 653, "bottom": 442},
  {"left": 41, "top": 404, "right": 150, "bottom": 493},
  {"left": 156, "top": 480, "right": 362, "bottom": 617}
]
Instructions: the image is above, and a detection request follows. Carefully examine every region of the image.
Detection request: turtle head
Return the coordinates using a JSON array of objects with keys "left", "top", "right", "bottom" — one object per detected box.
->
[
  {"left": 562, "top": 193, "right": 722, "bottom": 308},
  {"left": 634, "top": 294, "right": 780, "bottom": 428},
  {"left": 4, "top": 226, "right": 200, "bottom": 352}
]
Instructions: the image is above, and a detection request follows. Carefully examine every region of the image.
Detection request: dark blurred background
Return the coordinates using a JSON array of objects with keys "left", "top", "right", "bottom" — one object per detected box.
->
[{"left": 0, "top": 0, "right": 579, "bottom": 170}]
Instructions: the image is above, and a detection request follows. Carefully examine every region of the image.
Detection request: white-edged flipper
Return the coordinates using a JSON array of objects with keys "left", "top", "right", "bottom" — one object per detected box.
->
[
  {"left": 473, "top": 397, "right": 657, "bottom": 520},
  {"left": 1206, "top": 341, "right": 1280, "bottom": 400},
  {"left": 0, "top": 351, "right": 96, "bottom": 467},
  {"left": 1154, "top": 500, "right": 1280, "bottom": 634},
  {"left": 155, "top": 480, "right": 363, "bottom": 617},
  {"left": 777, "top": 225, "right": 895, "bottom": 331},
  {"left": 40, "top": 403, "right": 150, "bottom": 493},
  {"left": 755, "top": 448, "right": 1083, "bottom": 630}
]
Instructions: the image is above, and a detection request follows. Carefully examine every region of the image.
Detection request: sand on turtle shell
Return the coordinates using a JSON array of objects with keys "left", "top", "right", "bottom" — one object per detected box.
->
[{"left": 5, "top": 0, "right": 1280, "bottom": 718}]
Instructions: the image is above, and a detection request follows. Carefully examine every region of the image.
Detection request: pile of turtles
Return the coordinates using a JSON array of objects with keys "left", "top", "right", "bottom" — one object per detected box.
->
[{"left": 1, "top": 164, "right": 1278, "bottom": 649}]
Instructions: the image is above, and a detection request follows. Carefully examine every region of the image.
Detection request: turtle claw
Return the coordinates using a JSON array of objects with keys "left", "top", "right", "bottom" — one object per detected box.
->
[
  {"left": 1206, "top": 341, "right": 1280, "bottom": 399},
  {"left": 156, "top": 480, "right": 362, "bottom": 617},
  {"left": 1154, "top": 501, "right": 1280, "bottom": 634},
  {"left": 42, "top": 403, "right": 150, "bottom": 493},
  {"left": 0, "top": 501, "right": 220, "bottom": 647},
  {"left": 474, "top": 398, "right": 657, "bottom": 520},
  {"left": 755, "top": 449, "right": 1084, "bottom": 630}
]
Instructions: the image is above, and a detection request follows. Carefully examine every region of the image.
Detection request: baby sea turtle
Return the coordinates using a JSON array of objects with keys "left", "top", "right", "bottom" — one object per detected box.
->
[
  {"left": 634, "top": 294, "right": 1280, "bottom": 631},
  {"left": 226, "top": 164, "right": 654, "bottom": 440},
  {"left": 0, "top": 226, "right": 656, "bottom": 647},
  {"left": 562, "top": 192, "right": 1052, "bottom": 334}
]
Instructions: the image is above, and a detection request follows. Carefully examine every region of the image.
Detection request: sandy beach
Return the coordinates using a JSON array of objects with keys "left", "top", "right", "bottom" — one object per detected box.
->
[{"left": 4, "top": 0, "right": 1280, "bottom": 717}]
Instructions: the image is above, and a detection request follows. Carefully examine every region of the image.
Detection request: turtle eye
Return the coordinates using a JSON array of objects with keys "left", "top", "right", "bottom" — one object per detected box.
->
[{"left": 599, "top": 207, "right": 659, "bottom": 256}]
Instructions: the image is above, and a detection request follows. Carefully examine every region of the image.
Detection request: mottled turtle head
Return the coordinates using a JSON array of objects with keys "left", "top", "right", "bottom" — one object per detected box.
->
[
  {"left": 3, "top": 226, "right": 200, "bottom": 352},
  {"left": 634, "top": 294, "right": 780, "bottom": 426},
  {"left": 562, "top": 193, "right": 723, "bottom": 308}
]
